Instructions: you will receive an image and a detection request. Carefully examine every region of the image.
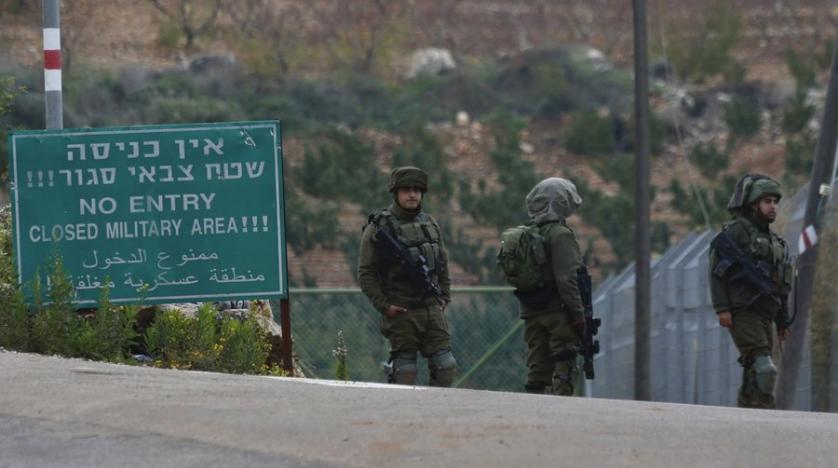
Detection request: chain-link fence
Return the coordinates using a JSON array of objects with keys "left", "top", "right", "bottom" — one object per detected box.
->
[
  {"left": 286, "top": 287, "right": 530, "bottom": 392},
  {"left": 591, "top": 181, "right": 838, "bottom": 410}
]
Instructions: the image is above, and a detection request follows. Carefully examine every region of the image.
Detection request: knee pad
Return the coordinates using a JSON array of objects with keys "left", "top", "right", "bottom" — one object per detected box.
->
[
  {"left": 390, "top": 352, "right": 418, "bottom": 385},
  {"left": 551, "top": 359, "right": 577, "bottom": 396},
  {"left": 429, "top": 349, "right": 457, "bottom": 370},
  {"left": 753, "top": 355, "right": 777, "bottom": 394},
  {"left": 429, "top": 349, "right": 457, "bottom": 387}
]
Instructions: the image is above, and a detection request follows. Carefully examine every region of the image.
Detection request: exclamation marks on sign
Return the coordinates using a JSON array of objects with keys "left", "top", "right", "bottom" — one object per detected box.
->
[
  {"left": 26, "top": 171, "right": 52, "bottom": 188},
  {"left": 239, "top": 215, "right": 270, "bottom": 233}
]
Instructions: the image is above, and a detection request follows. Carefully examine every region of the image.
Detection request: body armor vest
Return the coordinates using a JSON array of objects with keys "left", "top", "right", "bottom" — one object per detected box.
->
[
  {"left": 723, "top": 218, "right": 794, "bottom": 296},
  {"left": 371, "top": 210, "right": 444, "bottom": 281}
]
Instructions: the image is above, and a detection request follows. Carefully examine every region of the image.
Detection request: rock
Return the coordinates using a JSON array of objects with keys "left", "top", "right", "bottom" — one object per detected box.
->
[
  {"left": 186, "top": 53, "right": 237, "bottom": 74},
  {"left": 403, "top": 48, "right": 456, "bottom": 79}
]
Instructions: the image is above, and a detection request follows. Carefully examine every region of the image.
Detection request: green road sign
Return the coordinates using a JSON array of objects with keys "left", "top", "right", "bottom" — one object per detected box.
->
[{"left": 9, "top": 121, "right": 287, "bottom": 305}]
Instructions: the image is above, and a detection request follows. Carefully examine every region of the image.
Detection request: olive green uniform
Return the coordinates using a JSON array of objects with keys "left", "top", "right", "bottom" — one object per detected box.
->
[
  {"left": 357, "top": 167, "right": 455, "bottom": 387},
  {"left": 519, "top": 178, "right": 586, "bottom": 396},
  {"left": 708, "top": 175, "right": 793, "bottom": 409}
]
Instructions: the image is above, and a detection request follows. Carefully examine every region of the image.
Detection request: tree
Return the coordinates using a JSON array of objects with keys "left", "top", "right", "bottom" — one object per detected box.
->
[
  {"left": 147, "top": 0, "right": 222, "bottom": 49},
  {"left": 668, "top": 0, "right": 744, "bottom": 83},
  {"left": 306, "top": 0, "right": 409, "bottom": 76},
  {"left": 220, "top": 0, "right": 304, "bottom": 77}
]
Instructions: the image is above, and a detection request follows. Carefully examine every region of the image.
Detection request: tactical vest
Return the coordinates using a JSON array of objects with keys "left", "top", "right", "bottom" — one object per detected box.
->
[
  {"left": 370, "top": 210, "right": 444, "bottom": 280},
  {"left": 722, "top": 218, "right": 794, "bottom": 298}
]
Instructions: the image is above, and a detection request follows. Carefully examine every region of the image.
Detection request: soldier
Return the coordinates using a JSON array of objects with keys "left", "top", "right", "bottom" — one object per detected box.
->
[
  {"left": 709, "top": 174, "right": 793, "bottom": 409},
  {"left": 358, "top": 166, "right": 457, "bottom": 387},
  {"left": 504, "top": 177, "right": 585, "bottom": 396}
]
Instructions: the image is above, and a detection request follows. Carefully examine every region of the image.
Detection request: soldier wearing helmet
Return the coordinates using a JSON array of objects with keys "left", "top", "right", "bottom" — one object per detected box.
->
[
  {"left": 708, "top": 173, "right": 794, "bottom": 408},
  {"left": 358, "top": 166, "right": 456, "bottom": 387}
]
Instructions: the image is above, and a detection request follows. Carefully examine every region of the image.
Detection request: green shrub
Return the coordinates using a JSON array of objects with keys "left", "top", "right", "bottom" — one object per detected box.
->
[
  {"left": 391, "top": 124, "right": 454, "bottom": 208},
  {"left": 600, "top": 153, "right": 634, "bottom": 194},
  {"left": 0, "top": 75, "right": 26, "bottom": 189},
  {"left": 333, "top": 330, "right": 349, "bottom": 381},
  {"left": 785, "top": 133, "right": 816, "bottom": 175},
  {"left": 284, "top": 191, "right": 341, "bottom": 255},
  {"left": 668, "top": 0, "right": 744, "bottom": 83},
  {"left": 145, "top": 308, "right": 197, "bottom": 368},
  {"left": 669, "top": 177, "right": 733, "bottom": 228},
  {"left": 724, "top": 95, "right": 761, "bottom": 140},
  {"left": 689, "top": 143, "right": 729, "bottom": 180},
  {"left": 67, "top": 286, "right": 138, "bottom": 362},
  {"left": 145, "top": 305, "right": 270, "bottom": 374},
  {"left": 785, "top": 49, "right": 818, "bottom": 91},
  {"left": 29, "top": 255, "right": 75, "bottom": 356},
  {"left": 459, "top": 112, "right": 536, "bottom": 230},
  {"left": 297, "top": 127, "right": 386, "bottom": 209},
  {"left": 216, "top": 311, "right": 270, "bottom": 374},
  {"left": 564, "top": 110, "right": 616, "bottom": 156},
  {"left": 783, "top": 90, "right": 815, "bottom": 135}
]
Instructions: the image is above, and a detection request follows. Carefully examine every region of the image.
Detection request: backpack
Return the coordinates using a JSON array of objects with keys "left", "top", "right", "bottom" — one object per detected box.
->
[{"left": 497, "top": 224, "right": 549, "bottom": 291}]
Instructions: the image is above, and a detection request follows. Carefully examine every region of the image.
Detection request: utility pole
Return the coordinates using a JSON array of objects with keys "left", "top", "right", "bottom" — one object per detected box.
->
[
  {"left": 633, "top": 0, "right": 651, "bottom": 401},
  {"left": 43, "top": 0, "right": 63, "bottom": 129},
  {"left": 776, "top": 39, "right": 838, "bottom": 410}
]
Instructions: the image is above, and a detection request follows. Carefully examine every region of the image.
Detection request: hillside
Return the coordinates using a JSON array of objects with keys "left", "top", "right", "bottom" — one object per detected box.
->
[{"left": 0, "top": 0, "right": 833, "bottom": 287}]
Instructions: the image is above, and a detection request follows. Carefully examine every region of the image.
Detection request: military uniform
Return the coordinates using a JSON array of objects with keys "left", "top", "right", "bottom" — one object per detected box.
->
[
  {"left": 358, "top": 167, "right": 456, "bottom": 387},
  {"left": 708, "top": 174, "right": 793, "bottom": 409},
  {"left": 519, "top": 178, "right": 586, "bottom": 396}
]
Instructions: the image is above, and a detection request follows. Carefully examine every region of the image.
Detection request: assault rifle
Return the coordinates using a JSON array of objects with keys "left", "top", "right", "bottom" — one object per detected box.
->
[
  {"left": 710, "top": 230, "right": 782, "bottom": 309},
  {"left": 373, "top": 221, "right": 446, "bottom": 306},
  {"left": 576, "top": 267, "right": 601, "bottom": 380}
]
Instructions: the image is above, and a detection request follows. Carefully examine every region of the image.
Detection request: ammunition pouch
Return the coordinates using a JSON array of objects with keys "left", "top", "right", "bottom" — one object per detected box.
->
[{"left": 514, "top": 284, "right": 558, "bottom": 308}]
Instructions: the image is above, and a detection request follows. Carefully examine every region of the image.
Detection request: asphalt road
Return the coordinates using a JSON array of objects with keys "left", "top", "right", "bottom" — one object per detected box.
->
[{"left": 1, "top": 350, "right": 837, "bottom": 468}]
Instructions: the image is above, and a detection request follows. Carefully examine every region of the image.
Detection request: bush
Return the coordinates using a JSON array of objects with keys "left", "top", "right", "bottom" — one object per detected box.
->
[
  {"left": 216, "top": 311, "right": 270, "bottom": 374},
  {"left": 459, "top": 112, "right": 537, "bottom": 230},
  {"left": 785, "top": 133, "right": 815, "bottom": 175},
  {"left": 145, "top": 305, "right": 270, "bottom": 374},
  {"left": 0, "top": 205, "right": 28, "bottom": 350},
  {"left": 724, "top": 95, "right": 761, "bottom": 140},
  {"left": 689, "top": 142, "right": 729, "bottom": 180},
  {"left": 333, "top": 330, "right": 349, "bottom": 381},
  {"left": 668, "top": 0, "right": 744, "bottom": 83},
  {"left": 0, "top": 75, "right": 26, "bottom": 188},
  {"left": 67, "top": 287, "right": 138, "bottom": 362},
  {"left": 669, "top": 177, "right": 734, "bottom": 229},
  {"left": 782, "top": 90, "right": 816, "bottom": 135},
  {"left": 297, "top": 127, "right": 385, "bottom": 209},
  {"left": 564, "top": 110, "right": 616, "bottom": 156},
  {"left": 29, "top": 255, "right": 75, "bottom": 356},
  {"left": 391, "top": 125, "right": 454, "bottom": 207},
  {"left": 144, "top": 308, "right": 198, "bottom": 368}
]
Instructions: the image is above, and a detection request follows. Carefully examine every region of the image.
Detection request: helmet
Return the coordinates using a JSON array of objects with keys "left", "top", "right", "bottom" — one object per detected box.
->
[
  {"left": 727, "top": 173, "right": 782, "bottom": 212},
  {"left": 388, "top": 166, "right": 428, "bottom": 193}
]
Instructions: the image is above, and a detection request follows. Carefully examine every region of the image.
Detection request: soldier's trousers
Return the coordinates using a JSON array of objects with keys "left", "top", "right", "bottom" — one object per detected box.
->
[
  {"left": 380, "top": 304, "right": 454, "bottom": 386},
  {"left": 523, "top": 311, "right": 578, "bottom": 396},
  {"left": 728, "top": 309, "right": 776, "bottom": 409}
]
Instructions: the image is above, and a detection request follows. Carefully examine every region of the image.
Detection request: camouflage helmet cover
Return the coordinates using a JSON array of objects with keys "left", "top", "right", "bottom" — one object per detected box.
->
[
  {"left": 727, "top": 173, "right": 782, "bottom": 212},
  {"left": 388, "top": 166, "right": 428, "bottom": 193}
]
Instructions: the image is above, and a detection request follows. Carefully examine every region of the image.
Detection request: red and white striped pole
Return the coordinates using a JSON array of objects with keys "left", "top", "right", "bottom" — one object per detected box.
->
[{"left": 43, "top": 0, "right": 63, "bottom": 129}]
